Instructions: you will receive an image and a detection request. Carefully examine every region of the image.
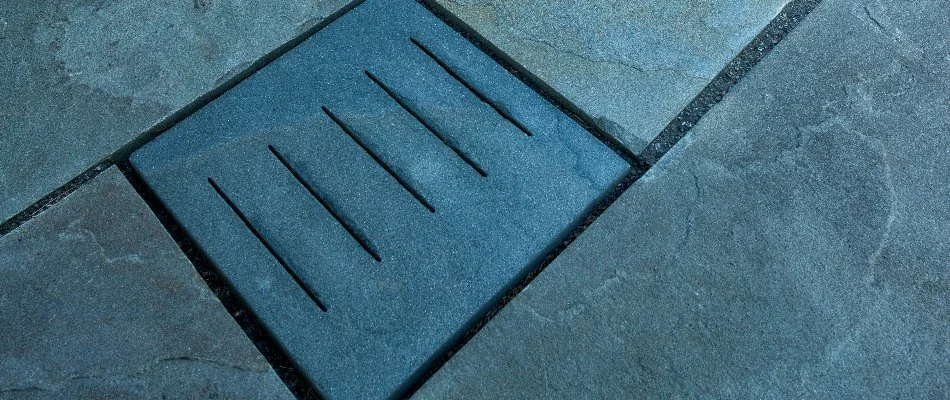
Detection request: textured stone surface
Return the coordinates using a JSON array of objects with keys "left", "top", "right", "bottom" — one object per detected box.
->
[
  {"left": 0, "top": 168, "right": 294, "bottom": 399},
  {"left": 131, "top": 0, "right": 627, "bottom": 398},
  {"left": 433, "top": 0, "right": 791, "bottom": 153},
  {"left": 0, "top": 0, "right": 349, "bottom": 223},
  {"left": 415, "top": 0, "right": 950, "bottom": 397}
]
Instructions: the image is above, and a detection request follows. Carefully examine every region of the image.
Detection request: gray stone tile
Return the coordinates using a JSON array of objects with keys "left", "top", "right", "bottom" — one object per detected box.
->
[
  {"left": 432, "top": 0, "right": 791, "bottom": 153},
  {"left": 0, "top": 0, "right": 349, "bottom": 223},
  {"left": 415, "top": 0, "right": 950, "bottom": 397},
  {"left": 0, "top": 168, "right": 293, "bottom": 399}
]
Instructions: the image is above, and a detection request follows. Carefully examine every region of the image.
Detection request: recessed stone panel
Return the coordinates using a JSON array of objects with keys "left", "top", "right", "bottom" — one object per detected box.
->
[{"left": 130, "top": 0, "right": 628, "bottom": 398}]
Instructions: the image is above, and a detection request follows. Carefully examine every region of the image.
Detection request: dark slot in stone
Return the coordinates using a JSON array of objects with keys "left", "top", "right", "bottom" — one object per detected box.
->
[{"left": 129, "top": 0, "right": 629, "bottom": 398}]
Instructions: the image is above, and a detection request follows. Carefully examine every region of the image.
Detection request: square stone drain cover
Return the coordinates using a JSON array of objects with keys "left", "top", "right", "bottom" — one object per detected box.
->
[{"left": 130, "top": 0, "right": 628, "bottom": 398}]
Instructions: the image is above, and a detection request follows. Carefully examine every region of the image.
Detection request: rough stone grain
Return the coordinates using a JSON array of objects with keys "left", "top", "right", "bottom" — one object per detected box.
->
[
  {"left": 0, "top": 168, "right": 294, "bottom": 399},
  {"left": 415, "top": 0, "right": 950, "bottom": 397},
  {"left": 432, "top": 0, "right": 791, "bottom": 153},
  {"left": 0, "top": 0, "right": 349, "bottom": 222}
]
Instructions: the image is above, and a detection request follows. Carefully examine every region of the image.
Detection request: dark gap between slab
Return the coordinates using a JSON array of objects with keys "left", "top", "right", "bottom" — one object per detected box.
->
[
  {"left": 640, "top": 0, "right": 824, "bottom": 165},
  {"left": 107, "top": 0, "right": 371, "bottom": 163},
  {"left": 395, "top": 166, "right": 643, "bottom": 399},
  {"left": 0, "top": 161, "right": 112, "bottom": 236},
  {"left": 117, "top": 161, "right": 327, "bottom": 400}
]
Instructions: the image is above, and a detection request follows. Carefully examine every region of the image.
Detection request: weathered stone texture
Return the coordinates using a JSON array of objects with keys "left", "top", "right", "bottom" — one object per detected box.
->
[
  {"left": 432, "top": 0, "right": 791, "bottom": 152},
  {"left": 415, "top": 0, "right": 950, "bottom": 397},
  {"left": 0, "top": 168, "right": 294, "bottom": 399},
  {"left": 0, "top": 0, "right": 349, "bottom": 222}
]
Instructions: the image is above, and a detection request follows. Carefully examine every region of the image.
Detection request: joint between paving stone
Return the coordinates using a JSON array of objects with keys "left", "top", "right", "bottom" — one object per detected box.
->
[
  {"left": 640, "top": 0, "right": 824, "bottom": 165},
  {"left": 0, "top": 161, "right": 112, "bottom": 237}
]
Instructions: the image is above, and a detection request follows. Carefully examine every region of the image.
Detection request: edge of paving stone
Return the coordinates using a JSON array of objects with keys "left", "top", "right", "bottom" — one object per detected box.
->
[
  {"left": 640, "top": 0, "right": 823, "bottom": 165},
  {"left": 0, "top": 161, "right": 112, "bottom": 236}
]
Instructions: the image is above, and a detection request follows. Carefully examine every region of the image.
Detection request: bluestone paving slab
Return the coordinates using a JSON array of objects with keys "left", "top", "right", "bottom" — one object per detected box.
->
[
  {"left": 0, "top": 168, "right": 294, "bottom": 399},
  {"left": 0, "top": 0, "right": 350, "bottom": 223},
  {"left": 130, "top": 0, "right": 628, "bottom": 398},
  {"left": 415, "top": 0, "right": 950, "bottom": 397},
  {"left": 432, "top": 0, "right": 791, "bottom": 153}
]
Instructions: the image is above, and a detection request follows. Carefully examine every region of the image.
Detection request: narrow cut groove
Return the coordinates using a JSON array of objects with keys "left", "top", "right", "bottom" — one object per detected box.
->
[
  {"left": 410, "top": 37, "right": 534, "bottom": 137},
  {"left": 268, "top": 145, "right": 383, "bottom": 262},
  {"left": 322, "top": 106, "right": 436, "bottom": 213},
  {"left": 206, "top": 177, "right": 329, "bottom": 312},
  {"left": 363, "top": 69, "right": 488, "bottom": 177}
]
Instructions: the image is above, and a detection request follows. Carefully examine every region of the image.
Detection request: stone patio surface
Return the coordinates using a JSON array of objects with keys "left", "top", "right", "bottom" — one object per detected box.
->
[
  {"left": 415, "top": 0, "right": 949, "bottom": 397},
  {"left": 1, "top": 0, "right": 947, "bottom": 398}
]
